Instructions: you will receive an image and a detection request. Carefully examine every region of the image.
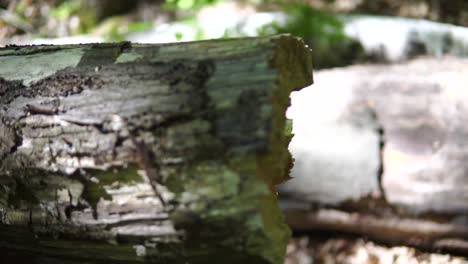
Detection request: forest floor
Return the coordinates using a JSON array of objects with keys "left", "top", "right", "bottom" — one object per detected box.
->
[
  {"left": 2, "top": 2, "right": 468, "bottom": 264},
  {"left": 286, "top": 235, "right": 468, "bottom": 264}
]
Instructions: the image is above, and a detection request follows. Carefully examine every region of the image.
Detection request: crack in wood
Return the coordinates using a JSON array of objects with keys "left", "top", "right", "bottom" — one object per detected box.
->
[
  {"left": 25, "top": 104, "right": 59, "bottom": 115},
  {"left": 104, "top": 216, "right": 170, "bottom": 229},
  {"left": 374, "top": 109, "right": 388, "bottom": 201}
]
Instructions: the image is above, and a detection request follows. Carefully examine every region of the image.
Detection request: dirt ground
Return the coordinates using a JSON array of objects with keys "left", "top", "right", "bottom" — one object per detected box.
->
[{"left": 285, "top": 235, "right": 468, "bottom": 264}]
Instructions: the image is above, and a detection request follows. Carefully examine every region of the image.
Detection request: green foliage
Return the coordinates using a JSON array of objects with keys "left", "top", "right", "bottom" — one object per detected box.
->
[
  {"left": 50, "top": 0, "right": 97, "bottom": 34},
  {"left": 164, "top": 0, "right": 223, "bottom": 10},
  {"left": 220, "top": 22, "right": 247, "bottom": 39},
  {"left": 127, "top": 21, "right": 153, "bottom": 33},
  {"left": 275, "top": 3, "right": 347, "bottom": 45},
  {"left": 50, "top": 1, "right": 80, "bottom": 20},
  {"left": 13, "top": 1, "right": 28, "bottom": 15},
  {"left": 174, "top": 31, "right": 184, "bottom": 41},
  {"left": 162, "top": 0, "right": 363, "bottom": 67},
  {"left": 194, "top": 27, "right": 205, "bottom": 40},
  {"left": 259, "top": 2, "right": 366, "bottom": 69},
  {"left": 96, "top": 17, "right": 154, "bottom": 42}
]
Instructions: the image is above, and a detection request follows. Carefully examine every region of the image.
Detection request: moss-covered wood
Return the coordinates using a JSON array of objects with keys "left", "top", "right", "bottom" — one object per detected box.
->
[{"left": 0, "top": 35, "right": 313, "bottom": 263}]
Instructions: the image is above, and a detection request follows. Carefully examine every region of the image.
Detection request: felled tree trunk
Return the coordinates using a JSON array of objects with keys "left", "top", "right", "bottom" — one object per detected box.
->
[
  {"left": 0, "top": 35, "right": 313, "bottom": 263},
  {"left": 280, "top": 57, "right": 468, "bottom": 255}
]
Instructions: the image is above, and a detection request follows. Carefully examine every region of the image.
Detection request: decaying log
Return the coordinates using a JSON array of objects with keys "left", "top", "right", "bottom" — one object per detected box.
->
[
  {"left": 0, "top": 35, "right": 313, "bottom": 263},
  {"left": 280, "top": 57, "right": 468, "bottom": 255}
]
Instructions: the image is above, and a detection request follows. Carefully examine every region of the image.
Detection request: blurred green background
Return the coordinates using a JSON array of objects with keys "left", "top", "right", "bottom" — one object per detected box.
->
[{"left": 1, "top": 0, "right": 466, "bottom": 68}]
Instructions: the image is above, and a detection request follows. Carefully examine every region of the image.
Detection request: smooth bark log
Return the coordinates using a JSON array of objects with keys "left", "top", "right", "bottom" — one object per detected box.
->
[
  {"left": 0, "top": 35, "right": 313, "bottom": 263},
  {"left": 280, "top": 57, "right": 468, "bottom": 255}
]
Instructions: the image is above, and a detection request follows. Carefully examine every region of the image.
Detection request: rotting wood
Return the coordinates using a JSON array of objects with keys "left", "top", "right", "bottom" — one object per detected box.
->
[{"left": 0, "top": 35, "right": 313, "bottom": 263}]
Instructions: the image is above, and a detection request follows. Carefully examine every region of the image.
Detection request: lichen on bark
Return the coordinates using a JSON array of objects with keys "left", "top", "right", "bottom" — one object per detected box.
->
[{"left": 0, "top": 35, "right": 313, "bottom": 263}]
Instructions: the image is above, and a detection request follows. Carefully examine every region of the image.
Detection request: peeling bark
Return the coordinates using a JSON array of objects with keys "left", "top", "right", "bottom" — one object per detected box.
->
[{"left": 0, "top": 35, "right": 313, "bottom": 263}]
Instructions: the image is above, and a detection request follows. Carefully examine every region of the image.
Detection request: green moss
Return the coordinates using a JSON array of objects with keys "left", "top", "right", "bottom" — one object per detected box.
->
[
  {"left": 5, "top": 169, "right": 56, "bottom": 208},
  {"left": 0, "top": 48, "right": 85, "bottom": 85},
  {"left": 89, "top": 165, "right": 144, "bottom": 186},
  {"left": 185, "top": 162, "right": 239, "bottom": 199},
  {"left": 164, "top": 0, "right": 222, "bottom": 11},
  {"left": 7, "top": 178, "right": 39, "bottom": 208},
  {"left": 81, "top": 166, "right": 144, "bottom": 210},
  {"left": 258, "top": 4, "right": 365, "bottom": 69},
  {"left": 233, "top": 154, "right": 290, "bottom": 264},
  {"left": 166, "top": 152, "right": 288, "bottom": 263}
]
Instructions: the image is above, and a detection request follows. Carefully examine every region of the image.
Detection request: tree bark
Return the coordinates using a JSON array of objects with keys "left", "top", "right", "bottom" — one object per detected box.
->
[{"left": 0, "top": 35, "right": 313, "bottom": 263}]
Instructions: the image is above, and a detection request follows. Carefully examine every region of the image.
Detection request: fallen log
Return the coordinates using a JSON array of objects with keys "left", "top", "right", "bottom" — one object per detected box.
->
[
  {"left": 0, "top": 35, "right": 313, "bottom": 263},
  {"left": 280, "top": 57, "right": 468, "bottom": 255}
]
